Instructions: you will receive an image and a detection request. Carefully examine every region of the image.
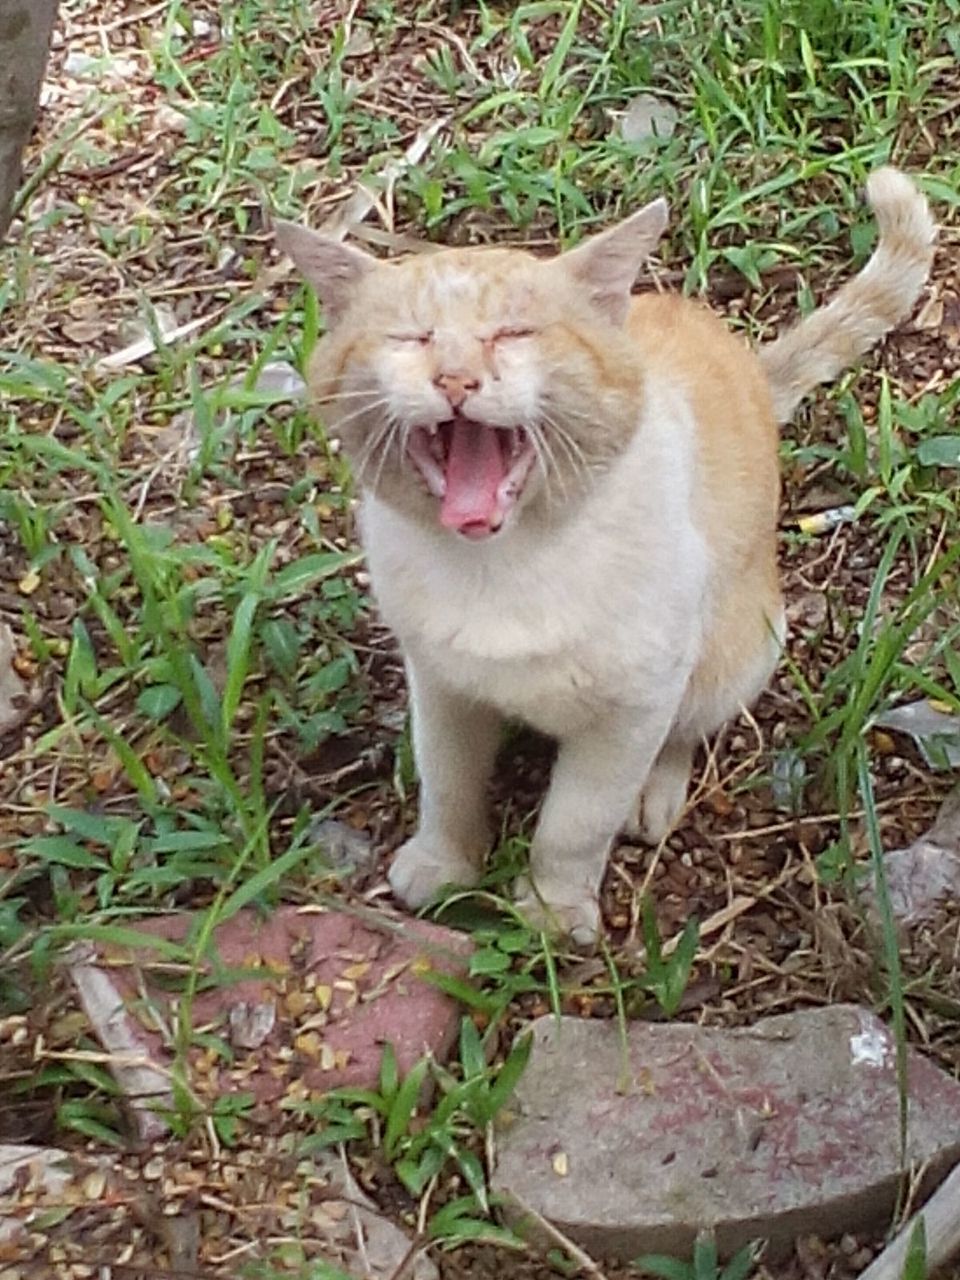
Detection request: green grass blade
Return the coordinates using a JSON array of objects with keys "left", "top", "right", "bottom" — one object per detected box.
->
[{"left": 384, "top": 1056, "right": 430, "bottom": 1159}]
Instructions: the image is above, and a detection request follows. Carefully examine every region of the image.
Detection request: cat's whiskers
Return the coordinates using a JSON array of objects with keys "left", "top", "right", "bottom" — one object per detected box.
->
[
  {"left": 537, "top": 412, "right": 591, "bottom": 497},
  {"left": 525, "top": 420, "right": 564, "bottom": 505},
  {"left": 369, "top": 414, "right": 403, "bottom": 495},
  {"left": 539, "top": 411, "right": 588, "bottom": 482},
  {"left": 313, "top": 387, "right": 384, "bottom": 404},
  {"left": 354, "top": 422, "right": 390, "bottom": 482},
  {"left": 353, "top": 407, "right": 397, "bottom": 481},
  {"left": 328, "top": 397, "right": 392, "bottom": 436},
  {"left": 538, "top": 396, "right": 600, "bottom": 429}
]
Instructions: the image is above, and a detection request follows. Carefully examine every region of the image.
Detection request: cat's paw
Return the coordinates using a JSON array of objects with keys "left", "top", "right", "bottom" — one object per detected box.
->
[
  {"left": 514, "top": 876, "right": 600, "bottom": 947},
  {"left": 388, "top": 837, "right": 482, "bottom": 909}
]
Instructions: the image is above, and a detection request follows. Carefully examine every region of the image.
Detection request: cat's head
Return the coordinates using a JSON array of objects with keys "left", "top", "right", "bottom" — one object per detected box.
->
[{"left": 275, "top": 198, "right": 667, "bottom": 540}]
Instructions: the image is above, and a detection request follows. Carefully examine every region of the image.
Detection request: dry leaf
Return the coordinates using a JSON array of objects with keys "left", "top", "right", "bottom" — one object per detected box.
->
[
  {"left": 310, "top": 817, "right": 375, "bottom": 875},
  {"left": 61, "top": 318, "right": 107, "bottom": 344},
  {"left": 915, "top": 293, "right": 944, "bottom": 330},
  {"left": 861, "top": 787, "right": 960, "bottom": 926},
  {"left": 236, "top": 360, "right": 306, "bottom": 399},
  {"left": 294, "top": 1031, "right": 323, "bottom": 1057},
  {"left": 342, "top": 25, "right": 375, "bottom": 59},
  {"left": 228, "top": 1000, "right": 277, "bottom": 1050},
  {"left": 319, "top": 116, "right": 449, "bottom": 242},
  {"left": 159, "top": 1210, "right": 200, "bottom": 1268},
  {"left": 69, "top": 950, "right": 173, "bottom": 1142}
]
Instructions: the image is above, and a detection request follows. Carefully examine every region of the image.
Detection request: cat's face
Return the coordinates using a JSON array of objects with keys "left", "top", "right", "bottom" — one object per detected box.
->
[{"left": 276, "top": 199, "right": 667, "bottom": 539}]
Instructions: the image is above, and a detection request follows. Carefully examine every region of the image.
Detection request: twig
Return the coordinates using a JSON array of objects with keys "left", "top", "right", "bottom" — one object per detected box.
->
[
  {"left": 858, "top": 1159, "right": 960, "bottom": 1280},
  {"left": 506, "top": 1191, "right": 607, "bottom": 1280}
]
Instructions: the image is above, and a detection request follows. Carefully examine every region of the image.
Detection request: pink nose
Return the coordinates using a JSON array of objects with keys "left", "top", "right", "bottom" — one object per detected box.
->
[{"left": 434, "top": 373, "right": 479, "bottom": 408}]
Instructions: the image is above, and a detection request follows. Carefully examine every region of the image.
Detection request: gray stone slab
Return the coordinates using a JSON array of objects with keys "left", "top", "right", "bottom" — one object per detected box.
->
[{"left": 493, "top": 1005, "right": 960, "bottom": 1261}]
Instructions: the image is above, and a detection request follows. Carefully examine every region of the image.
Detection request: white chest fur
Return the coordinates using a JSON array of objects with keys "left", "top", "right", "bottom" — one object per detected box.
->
[{"left": 361, "top": 387, "right": 709, "bottom": 737}]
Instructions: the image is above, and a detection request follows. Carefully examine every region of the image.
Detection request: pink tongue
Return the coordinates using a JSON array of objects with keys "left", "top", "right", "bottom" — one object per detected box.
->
[{"left": 440, "top": 420, "right": 507, "bottom": 533}]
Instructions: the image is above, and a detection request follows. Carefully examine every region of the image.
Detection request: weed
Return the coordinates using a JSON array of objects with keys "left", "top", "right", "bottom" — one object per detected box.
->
[
  {"left": 292, "top": 1023, "right": 530, "bottom": 1245},
  {"left": 636, "top": 1231, "right": 760, "bottom": 1280}
]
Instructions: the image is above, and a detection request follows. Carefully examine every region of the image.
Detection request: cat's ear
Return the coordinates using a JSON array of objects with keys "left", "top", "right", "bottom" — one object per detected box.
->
[
  {"left": 274, "top": 219, "right": 376, "bottom": 325},
  {"left": 560, "top": 197, "right": 669, "bottom": 324}
]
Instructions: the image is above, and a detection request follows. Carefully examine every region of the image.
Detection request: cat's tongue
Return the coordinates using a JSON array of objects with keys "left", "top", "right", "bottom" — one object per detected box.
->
[{"left": 440, "top": 419, "right": 506, "bottom": 537}]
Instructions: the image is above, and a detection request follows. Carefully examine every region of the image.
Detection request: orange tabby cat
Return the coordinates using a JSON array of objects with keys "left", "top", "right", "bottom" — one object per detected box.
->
[{"left": 276, "top": 169, "right": 934, "bottom": 942}]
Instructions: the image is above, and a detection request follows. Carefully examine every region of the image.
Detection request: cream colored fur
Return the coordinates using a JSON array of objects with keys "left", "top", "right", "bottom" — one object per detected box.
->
[
  {"left": 761, "top": 167, "right": 936, "bottom": 422},
  {"left": 276, "top": 167, "right": 934, "bottom": 944}
]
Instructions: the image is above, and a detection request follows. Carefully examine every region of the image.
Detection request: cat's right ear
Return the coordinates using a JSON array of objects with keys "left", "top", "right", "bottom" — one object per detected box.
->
[
  {"left": 559, "top": 197, "right": 669, "bottom": 324},
  {"left": 274, "top": 220, "right": 376, "bottom": 325}
]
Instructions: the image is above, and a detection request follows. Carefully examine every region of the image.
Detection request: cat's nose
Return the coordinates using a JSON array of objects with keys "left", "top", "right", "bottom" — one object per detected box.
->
[{"left": 434, "top": 372, "right": 480, "bottom": 408}]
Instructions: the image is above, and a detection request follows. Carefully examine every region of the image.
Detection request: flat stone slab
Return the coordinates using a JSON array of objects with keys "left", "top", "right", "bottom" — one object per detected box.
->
[
  {"left": 70, "top": 906, "right": 471, "bottom": 1139},
  {"left": 494, "top": 1005, "right": 960, "bottom": 1261}
]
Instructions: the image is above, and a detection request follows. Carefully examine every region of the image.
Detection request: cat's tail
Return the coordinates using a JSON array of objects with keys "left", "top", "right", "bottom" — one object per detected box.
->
[{"left": 760, "top": 168, "right": 936, "bottom": 425}]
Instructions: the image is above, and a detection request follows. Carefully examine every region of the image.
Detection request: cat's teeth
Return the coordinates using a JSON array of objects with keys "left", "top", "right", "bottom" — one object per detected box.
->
[
  {"left": 505, "top": 428, "right": 526, "bottom": 461},
  {"left": 407, "top": 427, "right": 447, "bottom": 498}
]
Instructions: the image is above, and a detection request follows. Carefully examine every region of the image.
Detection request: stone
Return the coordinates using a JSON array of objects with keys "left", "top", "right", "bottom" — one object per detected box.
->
[
  {"left": 619, "top": 94, "right": 679, "bottom": 144},
  {"left": 70, "top": 906, "right": 471, "bottom": 1137},
  {"left": 862, "top": 786, "right": 960, "bottom": 926},
  {"left": 493, "top": 1005, "right": 960, "bottom": 1262},
  {"left": 309, "top": 817, "right": 377, "bottom": 877},
  {"left": 313, "top": 1151, "right": 437, "bottom": 1280}
]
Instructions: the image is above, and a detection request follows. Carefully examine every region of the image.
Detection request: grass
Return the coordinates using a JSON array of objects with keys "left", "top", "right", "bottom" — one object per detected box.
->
[{"left": 2, "top": 0, "right": 960, "bottom": 1272}]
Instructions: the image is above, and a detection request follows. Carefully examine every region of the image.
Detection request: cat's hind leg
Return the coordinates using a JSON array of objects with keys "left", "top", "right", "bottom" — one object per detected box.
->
[
  {"left": 636, "top": 735, "right": 697, "bottom": 844},
  {"left": 634, "top": 601, "right": 786, "bottom": 844}
]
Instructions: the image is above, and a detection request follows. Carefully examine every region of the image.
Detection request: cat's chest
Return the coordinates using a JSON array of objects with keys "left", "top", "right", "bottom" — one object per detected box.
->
[
  {"left": 429, "top": 640, "right": 603, "bottom": 736},
  {"left": 363, "top": 500, "right": 705, "bottom": 732}
]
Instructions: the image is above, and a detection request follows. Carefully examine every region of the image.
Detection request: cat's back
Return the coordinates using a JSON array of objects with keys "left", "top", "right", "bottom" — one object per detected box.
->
[
  {"left": 626, "top": 291, "right": 779, "bottom": 560},
  {"left": 626, "top": 291, "right": 771, "bottom": 416}
]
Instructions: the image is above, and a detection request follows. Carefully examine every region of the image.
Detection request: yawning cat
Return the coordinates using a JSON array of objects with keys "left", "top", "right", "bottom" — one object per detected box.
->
[{"left": 276, "top": 168, "right": 934, "bottom": 943}]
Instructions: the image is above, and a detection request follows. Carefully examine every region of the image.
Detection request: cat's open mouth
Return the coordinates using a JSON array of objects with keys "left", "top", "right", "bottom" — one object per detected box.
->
[{"left": 407, "top": 417, "right": 536, "bottom": 540}]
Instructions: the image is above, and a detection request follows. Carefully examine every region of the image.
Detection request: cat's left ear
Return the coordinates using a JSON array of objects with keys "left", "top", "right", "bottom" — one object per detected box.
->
[
  {"left": 559, "top": 197, "right": 669, "bottom": 324},
  {"left": 274, "top": 219, "right": 377, "bottom": 325}
]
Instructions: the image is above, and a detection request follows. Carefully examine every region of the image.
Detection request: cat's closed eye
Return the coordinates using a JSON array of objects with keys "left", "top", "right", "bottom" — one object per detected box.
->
[
  {"left": 390, "top": 331, "right": 433, "bottom": 345},
  {"left": 491, "top": 327, "right": 535, "bottom": 341}
]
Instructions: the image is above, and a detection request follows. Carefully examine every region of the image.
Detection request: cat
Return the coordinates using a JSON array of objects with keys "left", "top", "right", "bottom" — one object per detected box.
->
[{"left": 275, "top": 167, "right": 934, "bottom": 944}]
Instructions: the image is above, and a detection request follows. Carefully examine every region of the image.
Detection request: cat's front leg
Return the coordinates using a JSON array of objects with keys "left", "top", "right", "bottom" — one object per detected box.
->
[
  {"left": 388, "top": 660, "right": 502, "bottom": 909},
  {"left": 516, "top": 701, "right": 682, "bottom": 944}
]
